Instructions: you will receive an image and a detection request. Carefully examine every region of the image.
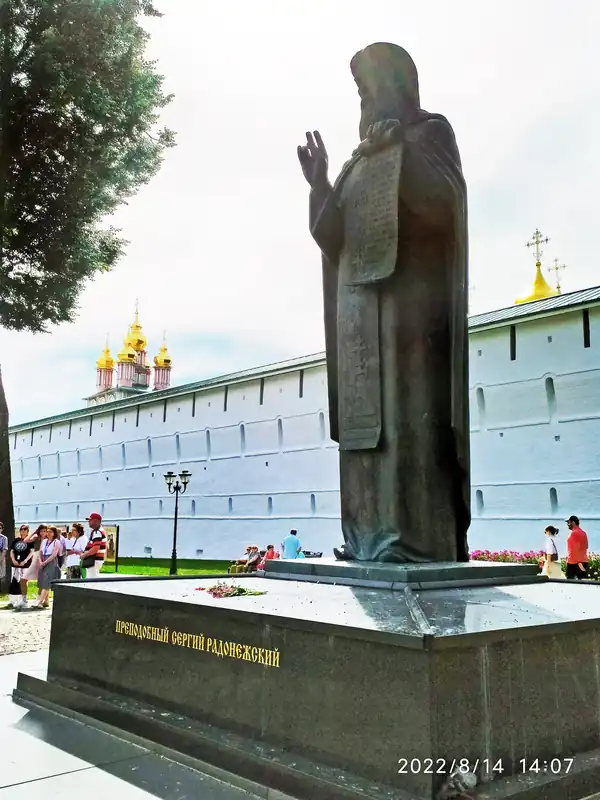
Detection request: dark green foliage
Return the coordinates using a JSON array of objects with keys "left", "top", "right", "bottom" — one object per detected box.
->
[
  {"left": 0, "top": 0, "right": 174, "bottom": 331},
  {"left": 0, "top": 1, "right": 173, "bottom": 590}
]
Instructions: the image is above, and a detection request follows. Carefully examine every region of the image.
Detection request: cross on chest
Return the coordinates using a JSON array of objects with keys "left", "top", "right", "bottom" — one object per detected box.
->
[{"left": 348, "top": 338, "right": 371, "bottom": 373}]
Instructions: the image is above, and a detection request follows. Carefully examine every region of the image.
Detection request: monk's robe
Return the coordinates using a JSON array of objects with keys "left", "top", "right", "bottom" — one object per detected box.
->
[{"left": 309, "top": 114, "right": 470, "bottom": 562}]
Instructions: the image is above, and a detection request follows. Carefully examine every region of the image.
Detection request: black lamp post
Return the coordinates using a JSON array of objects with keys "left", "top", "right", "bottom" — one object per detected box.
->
[{"left": 164, "top": 470, "right": 191, "bottom": 576}]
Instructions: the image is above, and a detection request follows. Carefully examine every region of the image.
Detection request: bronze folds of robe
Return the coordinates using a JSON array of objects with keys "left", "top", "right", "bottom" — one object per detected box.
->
[{"left": 309, "top": 115, "right": 470, "bottom": 563}]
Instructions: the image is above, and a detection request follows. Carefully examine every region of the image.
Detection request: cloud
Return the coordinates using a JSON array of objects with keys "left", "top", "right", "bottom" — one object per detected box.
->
[{"left": 2, "top": 0, "right": 599, "bottom": 423}]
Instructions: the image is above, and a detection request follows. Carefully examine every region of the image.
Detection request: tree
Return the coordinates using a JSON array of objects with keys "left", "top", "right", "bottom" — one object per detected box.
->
[{"left": 0, "top": 0, "right": 174, "bottom": 591}]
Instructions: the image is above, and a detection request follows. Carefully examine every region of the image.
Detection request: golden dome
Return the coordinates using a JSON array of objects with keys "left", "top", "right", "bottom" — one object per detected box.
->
[
  {"left": 117, "top": 330, "right": 137, "bottom": 363},
  {"left": 127, "top": 302, "right": 147, "bottom": 352},
  {"left": 514, "top": 261, "right": 559, "bottom": 305},
  {"left": 153, "top": 342, "right": 172, "bottom": 368},
  {"left": 96, "top": 344, "right": 114, "bottom": 371}
]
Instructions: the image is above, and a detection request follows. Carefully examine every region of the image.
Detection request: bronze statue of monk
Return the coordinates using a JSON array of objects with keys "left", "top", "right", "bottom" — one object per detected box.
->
[{"left": 298, "top": 43, "right": 470, "bottom": 563}]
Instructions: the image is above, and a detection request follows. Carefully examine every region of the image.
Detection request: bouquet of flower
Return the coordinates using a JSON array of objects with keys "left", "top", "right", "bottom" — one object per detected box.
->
[{"left": 196, "top": 581, "right": 266, "bottom": 599}]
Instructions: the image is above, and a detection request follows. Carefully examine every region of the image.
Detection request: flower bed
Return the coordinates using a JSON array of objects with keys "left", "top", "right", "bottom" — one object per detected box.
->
[
  {"left": 470, "top": 549, "right": 543, "bottom": 565},
  {"left": 470, "top": 549, "right": 600, "bottom": 581}
]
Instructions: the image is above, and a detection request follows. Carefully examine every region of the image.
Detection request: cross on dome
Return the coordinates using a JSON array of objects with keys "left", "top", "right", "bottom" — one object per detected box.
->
[
  {"left": 127, "top": 299, "right": 147, "bottom": 352},
  {"left": 89, "top": 305, "right": 173, "bottom": 402},
  {"left": 96, "top": 333, "right": 114, "bottom": 370},
  {"left": 515, "top": 228, "right": 559, "bottom": 305},
  {"left": 154, "top": 330, "right": 172, "bottom": 368}
]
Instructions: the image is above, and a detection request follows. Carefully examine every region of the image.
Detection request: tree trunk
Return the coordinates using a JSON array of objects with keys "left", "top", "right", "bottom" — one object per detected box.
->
[
  {"left": 0, "top": 5, "right": 13, "bottom": 593},
  {"left": 0, "top": 366, "right": 14, "bottom": 594},
  {"left": 0, "top": 0, "right": 11, "bottom": 270}
]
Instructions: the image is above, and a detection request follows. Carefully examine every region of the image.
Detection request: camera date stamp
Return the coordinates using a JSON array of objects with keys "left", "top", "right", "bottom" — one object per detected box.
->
[
  {"left": 398, "top": 757, "right": 575, "bottom": 776},
  {"left": 398, "top": 758, "right": 501, "bottom": 776}
]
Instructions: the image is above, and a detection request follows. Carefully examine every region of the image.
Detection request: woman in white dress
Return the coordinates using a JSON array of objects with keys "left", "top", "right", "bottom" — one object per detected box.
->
[{"left": 541, "top": 525, "right": 566, "bottom": 579}]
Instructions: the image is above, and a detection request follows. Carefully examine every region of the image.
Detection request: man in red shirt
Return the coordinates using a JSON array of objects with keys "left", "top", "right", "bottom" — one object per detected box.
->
[{"left": 565, "top": 515, "right": 589, "bottom": 580}]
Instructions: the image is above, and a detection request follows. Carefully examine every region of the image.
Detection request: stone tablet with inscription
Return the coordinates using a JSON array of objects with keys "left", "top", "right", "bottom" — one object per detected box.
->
[
  {"left": 337, "top": 283, "right": 381, "bottom": 450},
  {"left": 339, "top": 143, "right": 403, "bottom": 285}
]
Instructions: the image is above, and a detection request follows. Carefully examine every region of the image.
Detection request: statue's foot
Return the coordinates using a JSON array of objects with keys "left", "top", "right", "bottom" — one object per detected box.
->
[{"left": 333, "top": 544, "right": 354, "bottom": 561}]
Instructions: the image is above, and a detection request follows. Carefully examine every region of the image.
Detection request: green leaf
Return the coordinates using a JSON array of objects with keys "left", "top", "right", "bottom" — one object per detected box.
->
[
  {"left": 0, "top": 2, "right": 174, "bottom": 589},
  {"left": 0, "top": 0, "right": 175, "bottom": 332}
]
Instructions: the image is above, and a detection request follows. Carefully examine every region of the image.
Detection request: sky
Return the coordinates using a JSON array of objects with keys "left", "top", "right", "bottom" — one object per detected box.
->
[{"left": 3, "top": 0, "right": 600, "bottom": 424}]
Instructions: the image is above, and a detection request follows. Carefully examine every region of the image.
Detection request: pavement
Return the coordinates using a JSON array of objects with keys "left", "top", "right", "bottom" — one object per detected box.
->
[
  {"left": 0, "top": 605, "right": 52, "bottom": 655},
  {"left": 1, "top": 650, "right": 598, "bottom": 800},
  {"left": 0, "top": 650, "right": 278, "bottom": 799}
]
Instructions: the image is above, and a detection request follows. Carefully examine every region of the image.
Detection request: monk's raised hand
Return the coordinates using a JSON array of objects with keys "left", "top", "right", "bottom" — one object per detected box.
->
[{"left": 297, "top": 130, "right": 328, "bottom": 187}]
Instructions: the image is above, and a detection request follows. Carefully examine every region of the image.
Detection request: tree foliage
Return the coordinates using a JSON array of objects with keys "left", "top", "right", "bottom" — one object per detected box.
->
[
  {"left": 0, "top": 0, "right": 175, "bottom": 331},
  {"left": 0, "top": 1, "right": 173, "bottom": 590}
]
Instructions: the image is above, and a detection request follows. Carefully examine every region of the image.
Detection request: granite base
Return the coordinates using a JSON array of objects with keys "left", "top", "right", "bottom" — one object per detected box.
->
[
  {"left": 262, "top": 558, "right": 540, "bottom": 589},
  {"left": 13, "top": 574, "right": 600, "bottom": 800}
]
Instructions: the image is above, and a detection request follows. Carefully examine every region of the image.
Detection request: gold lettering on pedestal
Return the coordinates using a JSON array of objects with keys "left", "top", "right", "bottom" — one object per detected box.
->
[{"left": 114, "top": 619, "right": 280, "bottom": 667}]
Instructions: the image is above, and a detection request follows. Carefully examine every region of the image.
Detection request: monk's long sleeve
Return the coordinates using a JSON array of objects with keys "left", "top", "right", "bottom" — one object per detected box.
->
[{"left": 309, "top": 180, "right": 343, "bottom": 264}]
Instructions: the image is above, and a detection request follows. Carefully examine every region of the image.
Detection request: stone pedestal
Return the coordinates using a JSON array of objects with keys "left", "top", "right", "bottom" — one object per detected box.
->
[
  {"left": 262, "top": 556, "right": 541, "bottom": 589},
  {"left": 13, "top": 565, "right": 600, "bottom": 799}
]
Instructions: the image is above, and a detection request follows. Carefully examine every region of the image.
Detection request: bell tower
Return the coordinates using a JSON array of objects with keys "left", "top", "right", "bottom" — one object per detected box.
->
[
  {"left": 116, "top": 329, "right": 137, "bottom": 388},
  {"left": 153, "top": 333, "right": 173, "bottom": 391},
  {"left": 96, "top": 336, "right": 114, "bottom": 392},
  {"left": 85, "top": 302, "right": 175, "bottom": 406},
  {"left": 128, "top": 300, "right": 152, "bottom": 390}
]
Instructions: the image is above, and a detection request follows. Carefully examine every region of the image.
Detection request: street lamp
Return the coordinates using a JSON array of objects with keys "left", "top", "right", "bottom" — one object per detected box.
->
[{"left": 164, "top": 470, "right": 192, "bottom": 575}]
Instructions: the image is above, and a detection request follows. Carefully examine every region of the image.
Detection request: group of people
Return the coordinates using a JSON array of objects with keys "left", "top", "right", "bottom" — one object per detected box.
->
[
  {"left": 1, "top": 512, "right": 108, "bottom": 610},
  {"left": 229, "top": 544, "right": 280, "bottom": 573},
  {"left": 541, "top": 515, "right": 590, "bottom": 579},
  {"left": 229, "top": 530, "right": 305, "bottom": 574},
  {"left": 228, "top": 523, "right": 591, "bottom": 582}
]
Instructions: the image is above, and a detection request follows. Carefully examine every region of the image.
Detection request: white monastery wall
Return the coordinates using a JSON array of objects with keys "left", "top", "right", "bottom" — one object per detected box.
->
[
  {"left": 11, "top": 364, "right": 342, "bottom": 558},
  {"left": 469, "top": 305, "right": 600, "bottom": 552},
  {"left": 10, "top": 304, "right": 600, "bottom": 559}
]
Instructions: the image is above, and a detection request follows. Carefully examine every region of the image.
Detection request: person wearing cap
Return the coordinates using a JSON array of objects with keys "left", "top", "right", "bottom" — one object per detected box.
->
[
  {"left": 81, "top": 513, "right": 107, "bottom": 578},
  {"left": 565, "top": 515, "right": 589, "bottom": 580}
]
